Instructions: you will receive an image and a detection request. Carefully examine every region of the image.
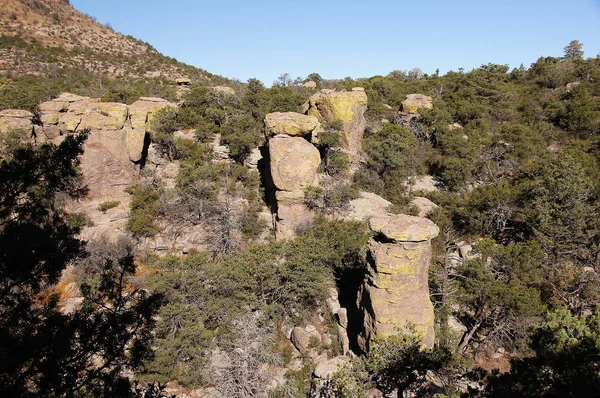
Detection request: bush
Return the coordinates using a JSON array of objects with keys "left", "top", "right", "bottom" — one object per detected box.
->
[
  {"left": 126, "top": 185, "right": 161, "bottom": 237},
  {"left": 97, "top": 200, "right": 120, "bottom": 213}
]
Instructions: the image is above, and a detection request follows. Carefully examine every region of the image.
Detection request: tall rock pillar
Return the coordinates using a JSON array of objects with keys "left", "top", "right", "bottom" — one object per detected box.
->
[
  {"left": 304, "top": 88, "right": 367, "bottom": 168},
  {"left": 264, "top": 112, "right": 322, "bottom": 240},
  {"left": 358, "top": 213, "right": 440, "bottom": 350}
]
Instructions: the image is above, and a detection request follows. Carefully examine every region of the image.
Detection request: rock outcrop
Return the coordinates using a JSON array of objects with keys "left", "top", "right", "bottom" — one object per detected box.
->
[
  {"left": 0, "top": 109, "right": 34, "bottom": 135},
  {"left": 358, "top": 213, "right": 439, "bottom": 350},
  {"left": 401, "top": 94, "right": 433, "bottom": 114},
  {"left": 36, "top": 94, "right": 174, "bottom": 200},
  {"left": 304, "top": 88, "right": 367, "bottom": 166}
]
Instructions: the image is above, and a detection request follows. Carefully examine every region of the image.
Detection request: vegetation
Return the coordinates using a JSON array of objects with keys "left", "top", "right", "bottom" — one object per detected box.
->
[
  {"left": 4, "top": 12, "right": 600, "bottom": 395},
  {"left": 0, "top": 133, "right": 162, "bottom": 397}
]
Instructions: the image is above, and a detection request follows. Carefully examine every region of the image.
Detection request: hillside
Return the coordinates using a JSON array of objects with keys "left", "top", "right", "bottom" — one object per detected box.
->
[
  {"left": 2, "top": 2, "right": 600, "bottom": 396},
  {"left": 0, "top": 0, "right": 240, "bottom": 109}
]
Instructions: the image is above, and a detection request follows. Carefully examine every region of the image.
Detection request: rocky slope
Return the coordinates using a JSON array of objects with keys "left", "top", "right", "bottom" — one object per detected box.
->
[{"left": 0, "top": 0, "right": 229, "bottom": 84}]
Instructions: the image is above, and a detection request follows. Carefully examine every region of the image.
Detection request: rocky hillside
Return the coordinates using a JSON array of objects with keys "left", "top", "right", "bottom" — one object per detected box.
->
[{"left": 0, "top": 0, "right": 234, "bottom": 90}]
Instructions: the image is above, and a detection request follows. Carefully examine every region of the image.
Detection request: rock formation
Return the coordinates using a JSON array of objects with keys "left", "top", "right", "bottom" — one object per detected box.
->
[
  {"left": 36, "top": 94, "right": 174, "bottom": 200},
  {"left": 267, "top": 131, "right": 321, "bottom": 239},
  {"left": 358, "top": 213, "right": 439, "bottom": 350},
  {"left": 0, "top": 109, "right": 34, "bottom": 135},
  {"left": 401, "top": 94, "right": 433, "bottom": 114},
  {"left": 264, "top": 112, "right": 320, "bottom": 138},
  {"left": 3, "top": 93, "right": 174, "bottom": 242},
  {"left": 303, "top": 88, "right": 367, "bottom": 166}
]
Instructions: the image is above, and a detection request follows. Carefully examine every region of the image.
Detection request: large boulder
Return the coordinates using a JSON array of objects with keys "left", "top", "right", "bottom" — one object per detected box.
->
[
  {"left": 359, "top": 213, "right": 439, "bottom": 350},
  {"left": 304, "top": 89, "right": 367, "bottom": 164},
  {"left": 313, "top": 356, "right": 349, "bottom": 379},
  {"left": 401, "top": 94, "right": 433, "bottom": 114},
  {"left": 264, "top": 112, "right": 320, "bottom": 138},
  {"left": 291, "top": 325, "right": 321, "bottom": 352},
  {"left": 269, "top": 136, "right": 320, "bottom": 192}
]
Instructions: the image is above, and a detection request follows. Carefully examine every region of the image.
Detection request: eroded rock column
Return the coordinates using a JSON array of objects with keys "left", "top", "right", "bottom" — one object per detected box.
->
[
  {"left": 265, "top": 112, "right": 321, "bottom": 240},
  {"left": 304, "top": 88, "right": 367, "bottom": 167},
  {"left": 358, "top": 213, "right": 439, "bottom": 350}
]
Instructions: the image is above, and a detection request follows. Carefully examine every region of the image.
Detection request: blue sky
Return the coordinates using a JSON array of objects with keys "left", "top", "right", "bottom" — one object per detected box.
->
[{"left": 70, "top": 0, "right": 600, "bottom": 85}]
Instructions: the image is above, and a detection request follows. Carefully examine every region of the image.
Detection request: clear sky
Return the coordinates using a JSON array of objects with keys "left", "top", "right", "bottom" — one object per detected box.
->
[{"left": 70, "top": 0, "right": 600, "bottom": 85}]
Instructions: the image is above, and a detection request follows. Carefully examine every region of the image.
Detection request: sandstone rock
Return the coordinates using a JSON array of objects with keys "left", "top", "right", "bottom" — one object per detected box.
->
[
  {"left": 448, "top": 315, "right": 467, "bottom": 335},
  {"left": 313, "top": 356, "right": 349, "bottom": 379},
  {"left": 410, "top": 196, "right": 439, "bottom": 217},
  {"left": 401, "top": 94, "right": 433, "bottom": 114},
  {"left": 325, "top": 297, "right": 341, "bottom": 316},
  {"left": 275, "top": 202, "right": 314, "bottom": 240},
  {"left": 369, "top": 213, "right": 439, "bottom": 243},
  {"left": 176, "top": 77, "right": 192, "bottom": 85},
  {"left": 305, "top": 89, "right": 367, "bottom": 164},
  {"left": 59, "top": 113, "right": 82, "bottom": 132},
  {"left": 303, "top": 80, "right": 317, "bottom": 88},
  {"left": 338, "top": 325, "right": 350, "bottom": 355},
  {"left": 269, "top": 136, "right": 320, "bottom": 192},
  {"left": 264, "top": 112, "right": 320, "bottom": 137}
]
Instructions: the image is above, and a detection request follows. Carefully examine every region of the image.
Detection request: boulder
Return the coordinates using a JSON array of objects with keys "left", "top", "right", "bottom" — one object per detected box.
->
[
  {"left": 401, "top": 94, "right": 433, "bottom": 114},
  {"left": 264, "top": 112, "right": 320, "bottom": 137},
  {"left": 305, "top": 89, "right": 367, "bottom": 164},
  {"left": 291, "top": 325, "right": 321, "bottom": 352},
  {"left": 406, "top": 175, "right": 439, "bottom": 193},
  {"left": 359, "top": 213, "right": 439, "bottom": 350},
  {"left": 369, "top": 213, "right": 439, "bottom": 243},
  {"left": 345, "top": 191, "right": 392, "bottom": 221},
  {"left": 313, "top": 356, "right": 349, "bottom": 379},
  {"left": 269, "top": 136, "right": 320, "bottom": 192},
  {"left": 303, "top": 80, "right": 317, "bottom": 88},
  {"left": 410, "top": 196, "right": 439, "bottom": 217}
]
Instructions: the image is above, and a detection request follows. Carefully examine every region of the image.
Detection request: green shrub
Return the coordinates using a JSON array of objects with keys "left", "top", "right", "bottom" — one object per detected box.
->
[
  {"left": 97, "top": 200, "right": 120, "bottom": 213},
  {"left": 126, "top": 185, "right": 161, "bottom": 237}
]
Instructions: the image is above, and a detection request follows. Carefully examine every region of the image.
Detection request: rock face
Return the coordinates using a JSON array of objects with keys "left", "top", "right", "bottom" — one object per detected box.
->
[
  {"left": 264, "top": 112, "right": 320, "bottom": 138},
  {"left": 401, "top": 94, "right": 433, "bottom": 114},
  {"left": 36, "top": 94, "right": 174, "bottom": 199},
  {"left": 358, "top": 213, "right": 439, "bottom": 350},
  {"left": 304, "top": 89, "right": 367, "bottom": 165},
  {"left": 24, "top": 93, "right": 175, "bottom": 242},
  {"left": 268, "top": 135, "right": 321, "bottom": 239},
  {"left": 0, "top": 109, "right": 34, "bottom": 135}
]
